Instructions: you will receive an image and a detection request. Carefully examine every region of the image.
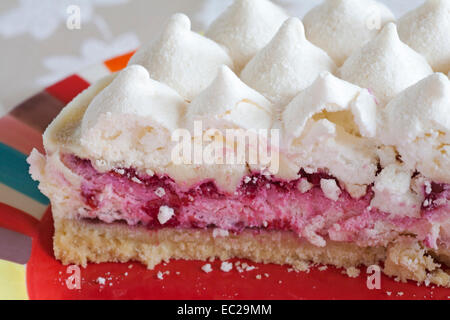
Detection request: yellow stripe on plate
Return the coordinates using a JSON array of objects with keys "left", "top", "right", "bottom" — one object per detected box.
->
[
  {"left": 0, "top": 183, "right": 48, "bottom": 220},
  {"left": 0, "top": 259, "right": 28, "bottom": 300}
]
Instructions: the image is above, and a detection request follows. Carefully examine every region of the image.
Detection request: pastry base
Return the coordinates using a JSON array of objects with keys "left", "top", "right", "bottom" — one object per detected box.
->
[{"left": 53, "top": 218, "right": 450, "bottom": 287}]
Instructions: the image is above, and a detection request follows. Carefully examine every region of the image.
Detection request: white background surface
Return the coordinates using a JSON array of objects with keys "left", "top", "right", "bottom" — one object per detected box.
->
[{"left": 0, "top": 0, "right": 423, "bottom": 115}]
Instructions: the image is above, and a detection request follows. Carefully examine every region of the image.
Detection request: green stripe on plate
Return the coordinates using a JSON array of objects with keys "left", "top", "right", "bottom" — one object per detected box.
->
[{"left": 0, "top": 142, "right": 49, "bottom": 205}]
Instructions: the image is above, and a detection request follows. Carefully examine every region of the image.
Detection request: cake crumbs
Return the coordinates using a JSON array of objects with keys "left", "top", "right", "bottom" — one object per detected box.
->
[
  {"left": 345, "top": 267, "right": 360, "bottom": 278},
  {"left": 96, "top": 277, "right": 106, "bottom": 285},
  {"left": 155, "top": 187, "right": 166, "bottom": 197},
  {"left": 131, "top": 176, "right": 142, "bottom": 184},
  {"left": 220, "top": 261, "right": 233, "bottom": 272},
  {"left": 255, "top": 274, "right": 262, "bottom": 280},
  {"left": 201, "top": 263, "right": 213, "bottom": 273},
  {"left": 318, "top": 265, "right": 328, "bottom": 271}
]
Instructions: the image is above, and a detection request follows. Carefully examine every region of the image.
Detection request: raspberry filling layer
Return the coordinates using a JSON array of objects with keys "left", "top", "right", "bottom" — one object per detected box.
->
[{"left": 62, "top": 155, "right": 449, "bottom": 248}]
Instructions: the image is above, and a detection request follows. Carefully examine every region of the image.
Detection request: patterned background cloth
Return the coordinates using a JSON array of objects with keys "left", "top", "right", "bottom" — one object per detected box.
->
[{"left": 0, "top": 0, "right": 422, "bottom": 116}]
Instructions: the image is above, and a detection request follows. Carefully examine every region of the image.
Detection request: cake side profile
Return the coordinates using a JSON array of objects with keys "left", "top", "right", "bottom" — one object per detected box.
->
[{"left": 28, "top": 0, "right": 450, "bottom": 287}]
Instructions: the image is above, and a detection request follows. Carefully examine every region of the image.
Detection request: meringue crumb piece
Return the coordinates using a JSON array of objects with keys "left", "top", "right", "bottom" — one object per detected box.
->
[
  {"left": 397, "top": 292, "right": 404, "bottom": 296},
  {"left": 157, "top": 206, "right": 174, "bottom": 224},
  {"left": 262, "top": 221, "right": 268, "bottom": 228},
  {"left": 264, "top": 273, "right": 269, "bottom": 278},
  {"left": 220, "top": 261, "right": 233, "bottom": 272},
  {"left": 244, "top": 176, "right": 252, "bottom": 184},
  {"left": 96, "top": 277, "right": 106, "bottom": 285},
  {"left": 201, "top": 263, "right": 213, "bottom": 273},
  {"left": 212, "top": 228, "right": 229, "bottom": 238},
  {"left": 424, "top": 181, "right": 432, "bottom": 195},
  {"left": 176, "top": 271, "right": 180, "bottom": 275},
  {"left": 124, "top": 272, "right": 128, "bottom": 276},
  {"left": 154, "top": 187, "right": 166, "bottom": 198},
  {"left": 95, "top": 159, "right": 107, "bottom": 168},
  {"left": 255, "top": 274, "right": 262, "bottom": 280},
  {"left": 318, "top": 265, "right": 328, "bottom": 271},
  {"left": 128, "top": 264, "right": 133, "bottom": 269},
  {"left": 345, "top": 267, "right": 360, "bottom": 278},
  {"left": 386, "top": 291, "right": 392, "bottom": 296},
  {"left": 320, "top": 179, "right": 341, "bottom": 201},
  {"left": 156, "top": 271, "right": 164, "bottom": 280},
  {"left": 145, "top": 169, "right": 154, "bottom": 177},
  {"left": 131, "top": 176, "right": 142, "bottom": 184},
  {"left": 246, "top": 266, "right": 256, "bottom": 271},
  {"left": 114, "top": 168, "right": 125, "bottom": 175},
  {"left": 297, "top": 178, "right": 313, "bottom": 193}
]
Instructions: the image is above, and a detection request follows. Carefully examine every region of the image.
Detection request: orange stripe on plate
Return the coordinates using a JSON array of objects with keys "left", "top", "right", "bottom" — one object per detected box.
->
[
  {"left": 0, "top": 115, "right": 44, "bottom": 154},
  {"left": 104, "top": 51, "right": 135, "bottom": 72}
]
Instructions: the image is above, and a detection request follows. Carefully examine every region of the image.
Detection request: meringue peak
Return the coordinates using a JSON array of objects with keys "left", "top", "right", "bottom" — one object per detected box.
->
[
  {"left": 282, "top": 71, "right": 377, "bottom": 140},
  {"left": 240, "top": 17, "right": 337, "bottom": 107},
  {"left": 381, "top": 73, "right": 450, "bottom": 145},
  {"left": 129, "top": 13, "right": 234, "bottom": 101},
  {"left": 82, "top": 65, "right": 186, "bottom": 134},
  {"left": 303, "top": 0, "right": 395, "bottom": 66},
  {"left": 187, "top": 65, "right": 273, "bottom": 131},
  {"left": 206, "top": 0, "right": 288, "bottom": 72},
  {"left": 379, "top": 72, "right": 450, "bottom": 182},
  {"left": 164, "top": 12, "right": 191, "bottom": 35},
  {"left": 338, "top": 22, "right": 433, "bottom": 105},
  {"left": 398, "top": 0, "right": 450, "bottom": 74}
]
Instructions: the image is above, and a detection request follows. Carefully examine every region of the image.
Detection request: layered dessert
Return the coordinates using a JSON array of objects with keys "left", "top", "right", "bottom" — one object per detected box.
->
[{"left": 28, "top": 0, "right": 450, "bottom": 287}]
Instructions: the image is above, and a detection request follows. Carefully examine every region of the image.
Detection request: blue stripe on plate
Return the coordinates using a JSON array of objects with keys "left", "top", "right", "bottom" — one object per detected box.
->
[{"left": 0, "top": 142, "right": 48, "bottom": 205}]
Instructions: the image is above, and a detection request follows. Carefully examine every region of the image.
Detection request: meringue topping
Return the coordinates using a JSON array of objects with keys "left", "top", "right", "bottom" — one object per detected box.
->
[
  {"left": 206, "top": 0, "right": 288, "bottom": 72},
  {"left": 129, "top": 13, "right": 234, "bottom": 101},
  {"left": 379, "top": 73, "right": 450, "bottom": 183},
  {"left": 338, "top": 23, "right": 433, "bottom": 106},
  {"left": 187, "top": 65, "right": 273, "bottom": 132},
  {"left": 303, "top": 0, "right": 395, "bottom": 66},
  {"left": 240, "top": 17, "right": 337, "bottom": 107},
  {"left": 398, "top": 0, "right": 450, "bottom": 74},
  {"left": 282, "top": 72, "right": 377, "bottom": 140},
  {"left": 280, "top": 72, "right": 378, "bottom": 187},
  {"left": 81, "top": 65, "right": 187, "bottom": 168},
  {"left": 82, "top": 65, "right": 185, "bottom": 133}
]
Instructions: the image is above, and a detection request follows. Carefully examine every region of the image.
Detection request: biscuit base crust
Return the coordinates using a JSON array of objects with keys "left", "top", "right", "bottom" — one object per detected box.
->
[{"left": 53, "top": 217, "right": 450, "bottom": 287}]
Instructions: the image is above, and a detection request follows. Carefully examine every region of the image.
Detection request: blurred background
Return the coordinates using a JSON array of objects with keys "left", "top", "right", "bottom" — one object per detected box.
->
[{"left": 0, "top": 0, "right": 423, "bottom": 116}]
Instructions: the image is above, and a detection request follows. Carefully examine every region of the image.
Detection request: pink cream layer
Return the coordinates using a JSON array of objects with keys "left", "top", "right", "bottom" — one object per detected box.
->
[{"left": 62, "top": 155, "right": 450, "bottom": 248}]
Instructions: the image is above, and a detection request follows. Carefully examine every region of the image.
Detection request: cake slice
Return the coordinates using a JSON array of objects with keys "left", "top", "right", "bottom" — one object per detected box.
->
[{"left": 28, "top": 0, "right": 450, "bottom": 287}]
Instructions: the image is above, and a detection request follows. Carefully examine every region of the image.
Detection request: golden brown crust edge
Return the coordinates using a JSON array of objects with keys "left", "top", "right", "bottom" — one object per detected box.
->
[{"left": 53, "top": 218, "right": 450, "bottom": 287}]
